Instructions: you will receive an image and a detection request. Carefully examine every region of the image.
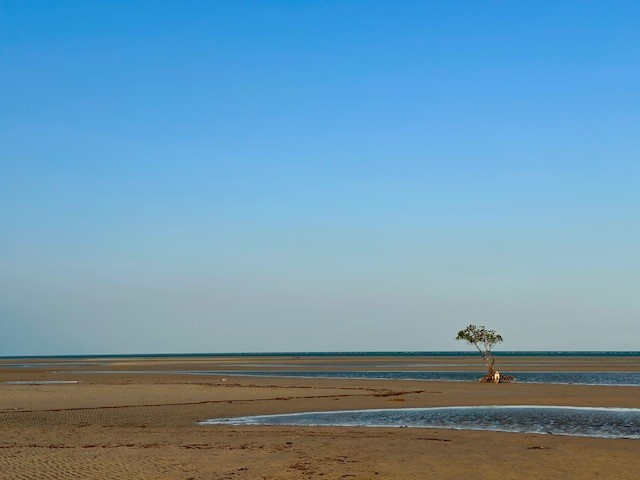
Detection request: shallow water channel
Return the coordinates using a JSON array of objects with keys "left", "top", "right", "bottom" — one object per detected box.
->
[
  {"left": 191, "top": 370, "right": 640, "bottom": 386},
  {"left": 200, "top": 406, "right": 640, "bottom": 439}
]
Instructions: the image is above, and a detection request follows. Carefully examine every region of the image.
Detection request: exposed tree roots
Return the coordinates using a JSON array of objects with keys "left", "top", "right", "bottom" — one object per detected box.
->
[{"left": 478, "top": 370, "right": 516, "bottom": 383}]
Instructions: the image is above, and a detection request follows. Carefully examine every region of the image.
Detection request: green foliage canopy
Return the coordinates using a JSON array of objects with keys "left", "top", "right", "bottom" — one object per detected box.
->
[{"left": 456, "top": 325, "right": 503, "bottom": 367}]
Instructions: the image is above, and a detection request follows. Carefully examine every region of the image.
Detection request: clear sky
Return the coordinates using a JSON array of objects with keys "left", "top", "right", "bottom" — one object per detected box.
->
[{"left": 1, "top": 1, "right": 638, "bottom": 355}]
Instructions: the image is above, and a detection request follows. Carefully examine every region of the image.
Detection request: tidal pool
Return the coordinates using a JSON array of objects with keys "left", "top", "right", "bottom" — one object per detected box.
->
[{"left": 200, "top": 406, "right": 640, "bottom": 439}]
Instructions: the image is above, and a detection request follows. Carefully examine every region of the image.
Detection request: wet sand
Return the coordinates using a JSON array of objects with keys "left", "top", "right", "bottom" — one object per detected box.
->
[{"left": 1, "top": 355, "right": 639, "bottom": 479}]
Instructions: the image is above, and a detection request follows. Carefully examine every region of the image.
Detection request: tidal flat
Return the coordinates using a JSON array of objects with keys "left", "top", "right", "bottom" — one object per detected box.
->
[{"left": 1, "top": 353, "right": 639, "bottom": 479}]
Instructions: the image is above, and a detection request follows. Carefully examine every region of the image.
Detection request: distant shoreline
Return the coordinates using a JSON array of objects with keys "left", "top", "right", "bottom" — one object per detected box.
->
[{"left": 2, "top": 351, "right": 640, "bottom": 359}]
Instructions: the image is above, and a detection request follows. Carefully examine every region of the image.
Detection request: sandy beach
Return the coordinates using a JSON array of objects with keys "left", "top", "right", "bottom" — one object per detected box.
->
[{"left": 1, "top": 355, "right": 639, "bottom": 479}]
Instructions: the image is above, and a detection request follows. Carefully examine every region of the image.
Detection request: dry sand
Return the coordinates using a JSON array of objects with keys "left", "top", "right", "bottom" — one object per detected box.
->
[{"left": 1, "top": 355, "right": 639, "bottom": 479}]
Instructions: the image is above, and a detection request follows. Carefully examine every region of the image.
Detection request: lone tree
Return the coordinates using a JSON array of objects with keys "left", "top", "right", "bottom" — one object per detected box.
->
[{"left": 456, "top": 325, "right": 513, "bottom": 383}]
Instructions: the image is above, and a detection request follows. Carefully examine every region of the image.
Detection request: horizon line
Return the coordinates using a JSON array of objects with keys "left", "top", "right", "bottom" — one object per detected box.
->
[{"left": 2, "top": 350, "right": 640, "bottom": 360}]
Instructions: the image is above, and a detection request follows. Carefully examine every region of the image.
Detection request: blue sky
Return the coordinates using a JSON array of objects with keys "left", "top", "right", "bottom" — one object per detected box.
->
[{"left": 1, "top": 1, "right": 638, "bottom": 355}]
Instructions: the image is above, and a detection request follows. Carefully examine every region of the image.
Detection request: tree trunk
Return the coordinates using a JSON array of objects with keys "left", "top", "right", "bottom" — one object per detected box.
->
[{"left": 478, "top": 356, "right": 515, "bottom": 383}]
